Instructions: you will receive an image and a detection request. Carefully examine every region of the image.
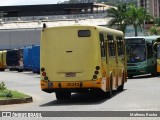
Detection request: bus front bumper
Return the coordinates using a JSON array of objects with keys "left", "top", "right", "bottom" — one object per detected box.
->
[{"left": 127, "top": 68, "right": 147, "bottom": 76}]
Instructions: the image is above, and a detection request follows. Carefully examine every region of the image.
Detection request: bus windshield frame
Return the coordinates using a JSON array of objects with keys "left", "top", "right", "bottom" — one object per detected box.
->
[
  {"left": 126, "top": 38, "right": 146, "bottom": 63},
  {"left": 157, "top": 44, "right": 160, "bottom": 59}
]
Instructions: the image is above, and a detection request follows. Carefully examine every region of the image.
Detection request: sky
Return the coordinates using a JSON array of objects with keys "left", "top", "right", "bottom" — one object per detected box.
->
[{"left": 0, "top": 0, "right": 66, "bottom": 6}]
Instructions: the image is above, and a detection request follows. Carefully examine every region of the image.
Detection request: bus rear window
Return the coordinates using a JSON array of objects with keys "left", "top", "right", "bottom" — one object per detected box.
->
[{"left": 78, "top": 30, "right": 91, "bottom": 37}]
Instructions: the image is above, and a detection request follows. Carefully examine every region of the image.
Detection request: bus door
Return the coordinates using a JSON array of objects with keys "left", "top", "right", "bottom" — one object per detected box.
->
[
  {"left": 146, "top": 42, "right": 156, "bottom": 73},
  {"left": 108, "top": 35, "right": 117, "bottom": 89},
  {"left": 117, "top": 36, "right": 125, "bottom": 86}
]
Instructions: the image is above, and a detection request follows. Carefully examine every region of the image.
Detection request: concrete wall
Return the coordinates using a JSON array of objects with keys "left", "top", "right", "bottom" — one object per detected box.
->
[{"left": 0, "top": 29, "right": 41, "bottom": 50}]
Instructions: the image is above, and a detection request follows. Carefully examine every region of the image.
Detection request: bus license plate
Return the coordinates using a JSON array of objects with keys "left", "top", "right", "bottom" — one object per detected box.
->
[
  {"left": 65, "top": 72, "right": 76, "bottom": 77},
  {"left": 66, "top": 82, "right": 80, "bottom": 87}
]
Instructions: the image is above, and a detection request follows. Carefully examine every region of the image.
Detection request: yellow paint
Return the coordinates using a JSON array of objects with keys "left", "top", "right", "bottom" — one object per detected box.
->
[
  {"left": 0, "top": 51, "right": 6, "bottom": 69},
  {"left": 2, "top": 51, "right": 7, "bottom": 68},
  {"left": 157, "top": 59, "right": 160, "bottom": 72},
  {"left": 41, "top": 79, "right": 102, "bottom": 90},
  {"left": 40, "top": 25, "right": 127, "bottom": 93}
]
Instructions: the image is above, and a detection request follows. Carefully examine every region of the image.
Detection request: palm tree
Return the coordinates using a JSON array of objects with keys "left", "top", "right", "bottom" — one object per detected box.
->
[
  {"left": 107, "top": 3, "right": 152, "bottom": 36},
  {"left": 127, "top": 5, "right": 152, "bottom": 36},
  {"left": 107, "top": 3, "right": 128, "bottom": 32}
]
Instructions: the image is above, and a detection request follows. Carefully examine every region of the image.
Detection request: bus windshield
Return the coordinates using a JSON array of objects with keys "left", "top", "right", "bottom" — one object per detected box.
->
[{"left": 127, "top": 44, "right": 146, "bottom": 63}]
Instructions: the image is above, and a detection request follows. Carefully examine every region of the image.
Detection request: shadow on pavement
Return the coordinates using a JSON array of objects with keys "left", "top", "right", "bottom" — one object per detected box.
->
[{"left": 40, "top": 89, "right": 127, "bottom": 106}]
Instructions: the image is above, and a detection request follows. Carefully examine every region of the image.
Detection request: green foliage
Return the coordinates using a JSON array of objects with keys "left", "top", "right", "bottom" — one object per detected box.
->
[
  {"left": 0, "top": 90, "right": 13, "bottom": 98},
  {"left": 107, "top": 3, "right": 152, "bottom": 36},
  {"left": 107, "top": 3, "right": 128, "bottom": 32},
  {"left": 0, "top": 82, "right": 13, "bottom": 98},
  {"left": 0, "top": 82, "right": 6, "bottom": 91},
  {"left": 154, "top": 18, "right": 160, "bottom": 26},
  {"left": 127, "top": 4, "right": 152, "bottom": 36},
  {"left": 149, "top": 26, "right": 160, "bottom": 35}
]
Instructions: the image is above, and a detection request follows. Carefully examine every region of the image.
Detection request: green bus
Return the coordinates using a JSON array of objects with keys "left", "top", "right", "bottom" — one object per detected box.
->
[
  {"left": 153, "top": 38, "right": 160, "bottom": 74},
  {"left": 125, "top": 36, "right": 160, "bottom": 78}
]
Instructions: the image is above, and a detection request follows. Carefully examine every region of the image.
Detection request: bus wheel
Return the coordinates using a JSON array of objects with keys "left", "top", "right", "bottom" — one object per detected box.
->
[
  {"left": 151, "top": 65, "right": 158, "bottom": 77},
  {"left": 18, "top": 69, "right": 23, "bottom": 72},
  {"left": 0, "top": 68, "right": 5, "bottom": 71},
  {"left": 128, "top": 75, "right": 133, "bottom": 79},
  {"left": 55, "top": 91, "right": 71, "bottom": 100},
  {"left": 151, "top": 70, "right": 157, "bottom": 77},
  {"left": 63, "top": 91, "right": 71, "bottom": 100},
  {"left": 117, "top": 84, "right": 124, "bottom": 92},
  {"left": 117, "top": 73, "right": 124, "bottom": 91},
  {"left": 9, "top": 68, "right": 15, "bottom": 71},
  {"left": 55, "top": 91, "right": 64, "bottom": 100},
  {"left": 106, "top": 78, "right": 112, "bottom": 98}
]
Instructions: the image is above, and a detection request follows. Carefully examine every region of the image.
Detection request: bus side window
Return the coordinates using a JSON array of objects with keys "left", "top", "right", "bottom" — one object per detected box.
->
[
  {"left": 99, "top": 33, "right": 106, "bottom": 57},
  {"left": 108, "top": 35, "right": 115, "bottom": 56},
  {"left": 116, "top": 36, "right": 124, "bottom": 56}
]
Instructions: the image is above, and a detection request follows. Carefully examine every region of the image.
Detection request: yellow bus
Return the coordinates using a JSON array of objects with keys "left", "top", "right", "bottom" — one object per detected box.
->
[
  {"left": 40, "top": 25, "right": 127, "bottom": 100},
  {"left": 154, "top": 38, "right": 160, "bottom": 74},
  {"left": 0, "top": 50, "right": 7, "bottom": 71}
]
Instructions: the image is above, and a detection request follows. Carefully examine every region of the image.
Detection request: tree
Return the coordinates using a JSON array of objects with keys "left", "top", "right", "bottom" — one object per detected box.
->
[
  {"left": 127, "top": 4, "right": 152, "bottom": 36},
  {"left": 149, "top": 26, "right": 160, "bottom": 35},
  {"left": 107, "top": 3, "right": 128, "bottom": 32},
  {"left": 107, "top": 3, "right": 152, "bottom": 36}
]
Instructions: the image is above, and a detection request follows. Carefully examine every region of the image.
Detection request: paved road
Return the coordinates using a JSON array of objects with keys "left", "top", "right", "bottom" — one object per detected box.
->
[{"left": 0, "top": 70, "right": 160, "bottom": 119}]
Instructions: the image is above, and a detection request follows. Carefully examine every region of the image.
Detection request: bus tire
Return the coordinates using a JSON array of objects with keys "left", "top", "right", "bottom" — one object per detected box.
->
[
  {"left": 63, "top": 91, "right": 71, "bottom": 100},
  {"left": 9, "top": 68, "right": 15, "bottom": 71},
  {"left": 128, "top": 75, "right": 133, "bottom": 79},
  {"left": 151, "top": 65, "right": 158, "bottom": 77},
  {"left": 106, "top": 75, "right": 113, "bottom": 98},
  {"left": 55, "top": 91, "right": 64, "bottom": 100},
  {"left": 0, "top": 68, "right": 5, "bottom": 71},
  {"left": 151, "top": 72, "right": 157, "bottom": 77},
  {"left": 118, "top": 72, "right": 124, "bottom": 91}
]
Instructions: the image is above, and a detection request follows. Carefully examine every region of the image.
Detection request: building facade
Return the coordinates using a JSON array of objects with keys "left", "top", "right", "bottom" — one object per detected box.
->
[
  {"left": 0, "top": 3, "right": 111, "bottom": 50},
  {"left": 137, "top": 0, "right": 160, "bottom": 17}
]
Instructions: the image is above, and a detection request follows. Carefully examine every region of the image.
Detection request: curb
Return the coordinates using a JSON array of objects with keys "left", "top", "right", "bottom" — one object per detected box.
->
[{"left": 0, "top": 97, "right": 33, "bottom": 105}]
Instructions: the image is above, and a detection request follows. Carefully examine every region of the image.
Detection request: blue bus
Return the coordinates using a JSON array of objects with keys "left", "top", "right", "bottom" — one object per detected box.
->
[
  {"left": 23, "top": 46, "right": 32, "bottom": 71},
  {"left": 31, "top": 45, "right": 40, "bottom": 73}
]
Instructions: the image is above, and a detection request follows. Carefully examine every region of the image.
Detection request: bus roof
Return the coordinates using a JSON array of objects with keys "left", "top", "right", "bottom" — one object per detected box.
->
[
  {"left": 125, "top": 36, "right": 160, "bottom": 42},
  {"left": 43, "top": 24, "right": 123, "bottom": 36}
]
